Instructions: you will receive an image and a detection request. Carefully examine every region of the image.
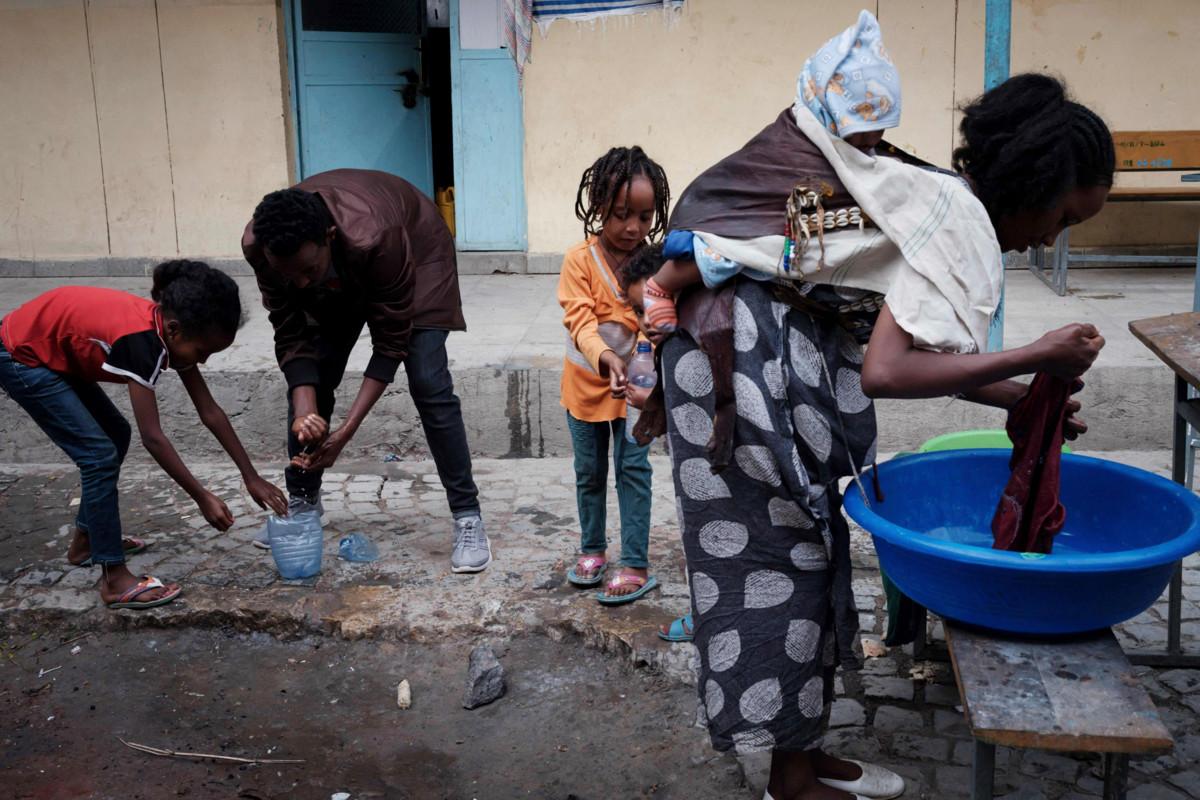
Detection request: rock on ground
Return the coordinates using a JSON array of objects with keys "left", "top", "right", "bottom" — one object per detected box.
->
[{"left": 463, "top": 644, "right": 506, "bottom": 709}]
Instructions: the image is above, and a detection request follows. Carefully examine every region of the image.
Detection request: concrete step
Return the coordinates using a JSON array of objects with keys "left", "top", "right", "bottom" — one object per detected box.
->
[{"left": 0, "top": 269, "right": 1191, "bottom": 464}]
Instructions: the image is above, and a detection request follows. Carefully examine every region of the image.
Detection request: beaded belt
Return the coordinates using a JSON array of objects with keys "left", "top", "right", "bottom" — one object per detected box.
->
[{"left": 782, "top": 180, "right": 874, "bottom": 272}]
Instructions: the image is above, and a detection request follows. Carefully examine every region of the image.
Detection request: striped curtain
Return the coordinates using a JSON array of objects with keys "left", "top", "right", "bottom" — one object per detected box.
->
[
  {"left": 533, "top": 0, "right": 684, "bottom": 27},
  {"left": 503, "top": 0, "right": 534, "bottom": 84}
]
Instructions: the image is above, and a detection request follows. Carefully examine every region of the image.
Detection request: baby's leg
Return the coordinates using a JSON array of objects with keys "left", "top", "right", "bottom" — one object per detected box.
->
[{"left": 644, "top": 259, "right": 701, "bottom": 333}]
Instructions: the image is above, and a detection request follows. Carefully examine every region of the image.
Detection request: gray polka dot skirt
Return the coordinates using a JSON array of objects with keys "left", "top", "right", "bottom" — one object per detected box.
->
[{"left": 663, "top": 279, "right": 879, "bottom": 754}]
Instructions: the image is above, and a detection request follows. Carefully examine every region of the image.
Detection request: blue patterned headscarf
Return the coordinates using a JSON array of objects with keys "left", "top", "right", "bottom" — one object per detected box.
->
[{"left": 798, "top": 10, "right": 902, "bottom": 137}]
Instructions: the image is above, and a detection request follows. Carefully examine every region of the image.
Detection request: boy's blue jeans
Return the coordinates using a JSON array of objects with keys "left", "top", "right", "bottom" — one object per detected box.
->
[
  {"left": 566, "top": 411, "right": 652, "bottom": 569},
  {"left": 0, "top": 340, "right": 130, "bottom": 565}
]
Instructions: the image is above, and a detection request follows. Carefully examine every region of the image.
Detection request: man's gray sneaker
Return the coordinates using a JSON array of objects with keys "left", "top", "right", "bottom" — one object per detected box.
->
[
  {"left": 451, "top": 514, "right": 492, "bottom": 573},
  {"left": 253, "top": 494, "right": 325, "bottom": 550},
  {"left": 288, "top": 494, "right": 325, "bottom": 517}
]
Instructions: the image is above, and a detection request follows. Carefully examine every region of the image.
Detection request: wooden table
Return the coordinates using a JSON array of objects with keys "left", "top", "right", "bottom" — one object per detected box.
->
[
  {"left": 947, "top": 624, "right": 1173, "bottom": 800},
  {"left": 1129, "top": 311, "right": 1200, "bottom": 667}
]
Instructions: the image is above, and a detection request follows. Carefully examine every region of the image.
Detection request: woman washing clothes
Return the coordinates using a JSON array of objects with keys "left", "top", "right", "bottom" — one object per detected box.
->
[{"left": 645, "top": 12, "right": 1113, "bottom": 800}]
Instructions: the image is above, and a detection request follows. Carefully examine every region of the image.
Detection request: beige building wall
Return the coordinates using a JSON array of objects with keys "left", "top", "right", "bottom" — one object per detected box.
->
[
  {"left": 523, "top": 0, "right": 1199, "bottom": 255},
  {"left": 1, "top": 0, "right": 1195, "bottom": 260},
  {"left": 0, "top": 0, "right": 290, "bottom": 260},
  {"left": 1006, "top": 0, "right": 1200, "bottom": 246},
  {"left": 0, "top": 1, "right": 110, "bottom": 258}
]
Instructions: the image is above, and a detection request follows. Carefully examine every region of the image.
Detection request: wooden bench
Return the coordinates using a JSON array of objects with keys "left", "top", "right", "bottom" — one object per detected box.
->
[
  {"left": 1029, "top": 130, "right": 1200, "bottom": 295},
  {"left": 947, "top": 623, "right": 1173, "bottom": 800}
]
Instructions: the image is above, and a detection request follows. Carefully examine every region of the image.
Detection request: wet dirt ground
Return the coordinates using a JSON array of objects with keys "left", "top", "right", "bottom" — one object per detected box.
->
[{"left": 2, "top": 628, "right": 749, "bottom": 800}]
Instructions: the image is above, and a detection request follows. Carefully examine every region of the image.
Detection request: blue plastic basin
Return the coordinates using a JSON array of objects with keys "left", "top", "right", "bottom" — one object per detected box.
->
[{"left": 844, "top": 450, "right": 1200, "bottom": 635}]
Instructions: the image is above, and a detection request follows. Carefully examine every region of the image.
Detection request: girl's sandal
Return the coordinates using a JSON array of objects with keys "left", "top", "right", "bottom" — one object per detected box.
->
[
  {"left": 595, "top": 572, "right": 659, "bottom": 606},
  {"left": 566, "top": 555, "right": 608, "bottom": 587},
  {"left": 106, "top": 576, "right": 181, "bottom": 610}
]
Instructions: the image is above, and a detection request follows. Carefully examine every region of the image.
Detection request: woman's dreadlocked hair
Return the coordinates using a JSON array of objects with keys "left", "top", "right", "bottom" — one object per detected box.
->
[
  {"left": 574, "top": 146, "right": 671, "bottom": 242},
  {"left": 953, "top": 73, "right": 1114, "bottom": 220}
]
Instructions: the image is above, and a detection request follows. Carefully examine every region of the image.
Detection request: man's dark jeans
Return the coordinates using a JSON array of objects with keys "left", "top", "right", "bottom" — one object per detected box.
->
[{"left": 285, "top": 326, "right": 480, "bottom": 516}]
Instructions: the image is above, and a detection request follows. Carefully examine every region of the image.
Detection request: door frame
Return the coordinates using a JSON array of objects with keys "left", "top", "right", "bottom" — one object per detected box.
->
[
  {"left": 281, "top": 0, "right": 433, "bottom": 188},
  {"left": 281, "top": 0, "right": 302, "bottom": 181},
  {"left": 449, "top": 0, "right": 528, "bottom": 251},
  {"left": 279, "top": 0, "right": 529, "bottom": 251}
]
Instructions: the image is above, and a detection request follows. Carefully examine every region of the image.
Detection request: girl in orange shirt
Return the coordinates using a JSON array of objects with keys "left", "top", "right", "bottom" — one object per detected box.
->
[{"left": 558, "top": 146, "right": 670, "bottom": 605}]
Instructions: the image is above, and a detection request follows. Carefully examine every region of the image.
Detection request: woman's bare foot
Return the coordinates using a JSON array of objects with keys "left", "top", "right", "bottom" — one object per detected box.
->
[
  {"left": 98, "top": 564, "right": 177, "bottom": 605},
  {"left": 604, "top": 566, "right": 649, "bottom": 598},
  {"left": 811, "top": 749, "right": 863, "bottom": 782},
  {"left": 768, "top": 749, "right": 858, "bottom": 800}
]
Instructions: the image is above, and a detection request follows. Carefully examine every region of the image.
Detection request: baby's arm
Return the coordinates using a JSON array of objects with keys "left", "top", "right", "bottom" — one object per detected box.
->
[{"left": 649, "top": 259, "right": 702, "bottom": 293}]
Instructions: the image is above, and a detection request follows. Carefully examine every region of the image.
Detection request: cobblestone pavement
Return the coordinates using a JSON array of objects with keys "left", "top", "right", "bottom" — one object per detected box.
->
[{"left": 1, "top": 455, "right": 1199, "bottom": 799}]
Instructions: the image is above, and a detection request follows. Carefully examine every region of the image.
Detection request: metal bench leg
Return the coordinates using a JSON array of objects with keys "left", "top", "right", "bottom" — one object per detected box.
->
[
  {"left": 1188, "top": 222, "right": 1200, "bottom": 490},
  {"left": 972, "top": 740, "right": 995, "bottom": 800},
  {"left": 1185, "top": 423, "right": 1198, "bottom": 490},
  {"left": 1028, "top": 244, "right": 1059, "bottom": 292},
  {"left": 1029, "top": 244, "right": 1045, "bottom": 281},
  {"left": 1052, "top": 227, "right": 1070, "bottom": 296},
  {"left": 1171, "top": 374, "right": 1186, "bottom": 656},
  {"left": 1168, "top": 563, "right": 1184, "bottom": 656},
  {"left": 912, "top": 605, "right": 929, "bottom": 661},
  {"left": 1102, "top": 753, "right": 1129, "bottom": 800},
  {"left": 1191, "top": 217, "right": 1200, "bottom": 313}
]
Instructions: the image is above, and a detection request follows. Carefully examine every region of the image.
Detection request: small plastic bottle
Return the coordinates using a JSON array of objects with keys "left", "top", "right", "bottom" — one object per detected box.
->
[
  {"left": 624, "top": 341, "right": 657, "bottom": 445},
  {"left": 338, "top": 532, "right": 380, "bottom": 563}
]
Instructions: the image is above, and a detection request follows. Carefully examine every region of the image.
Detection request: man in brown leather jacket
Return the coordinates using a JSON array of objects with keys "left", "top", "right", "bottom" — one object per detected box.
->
[{"left": 242, "top": 168, "right": 491, "bottom": 573}]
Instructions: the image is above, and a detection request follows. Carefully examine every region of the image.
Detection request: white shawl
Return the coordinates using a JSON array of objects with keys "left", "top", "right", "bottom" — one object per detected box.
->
[{"left": 694, "top": 106, "right": 1003, "bottom": 354}]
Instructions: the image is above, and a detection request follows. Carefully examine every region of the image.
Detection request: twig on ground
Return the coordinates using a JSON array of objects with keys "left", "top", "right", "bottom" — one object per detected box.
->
[
  {"left": 37, "top": 665, "right": 62, "bottom": 677},
  {"left": 118, "top": 738, "right": 305, "bottom": 765},
  {"left": 52, "top": 632, "right": 92, "bottom": 651}
]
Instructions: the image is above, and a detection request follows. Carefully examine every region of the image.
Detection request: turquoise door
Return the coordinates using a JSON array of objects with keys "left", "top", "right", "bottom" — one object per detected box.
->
[
  {"left": 450, "top": 0, "right": 527, "bottom": 250},
  {"left": 292, "top": 0, "right": 434, "bottom": 196}
]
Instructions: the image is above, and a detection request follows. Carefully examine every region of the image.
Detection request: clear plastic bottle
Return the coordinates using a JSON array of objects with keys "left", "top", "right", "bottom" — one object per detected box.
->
[{"left": 625, "top": 341, "right": 657, "bottom": 445}]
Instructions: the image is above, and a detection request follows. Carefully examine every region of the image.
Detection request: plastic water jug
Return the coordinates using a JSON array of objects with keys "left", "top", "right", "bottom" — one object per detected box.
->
[{"left": 268, "top": 510, "right": 324, "bottom": 579}]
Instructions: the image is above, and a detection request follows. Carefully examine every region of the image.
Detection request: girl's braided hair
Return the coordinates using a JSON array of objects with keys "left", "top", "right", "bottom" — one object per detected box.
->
[
  {"left": 574, "top": 146, "right": 671, "bottom": 242},
  {"left": 952, "top": 73, "right": 1114, "bottom": 219},
  {"left": 151, "top": 259, "right": 244, "bottom": 338}
]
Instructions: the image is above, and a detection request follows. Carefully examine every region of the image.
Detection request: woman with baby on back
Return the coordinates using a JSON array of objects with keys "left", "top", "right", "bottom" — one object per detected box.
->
[{"left": 645, "top": 10, "right": 1112, "bottom": 799}]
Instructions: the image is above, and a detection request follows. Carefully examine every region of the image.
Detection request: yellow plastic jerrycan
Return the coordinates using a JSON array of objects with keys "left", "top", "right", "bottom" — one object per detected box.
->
[{"left": 436, "top": 186, "right": 456, "bottom": 237}]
